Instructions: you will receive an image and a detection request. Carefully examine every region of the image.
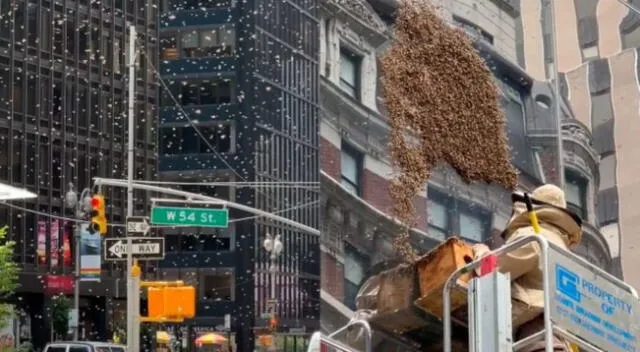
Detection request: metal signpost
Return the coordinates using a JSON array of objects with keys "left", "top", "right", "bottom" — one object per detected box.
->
[
  {"left": 126, "top": 24, "right": 139, "bottom": 352},
  {"left": 105, "top": 237, "right": 165, "bottom": 261},
  {"left": 150, "top": 206, "right": 229, "bottom": 227},
  {"left": 548, "top": 246, "right": 639, "bottom": 352}
]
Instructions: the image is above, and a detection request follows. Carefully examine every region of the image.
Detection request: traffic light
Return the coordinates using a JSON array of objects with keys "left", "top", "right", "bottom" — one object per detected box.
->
[
  {"left": 89, "top": 194, "right": 107, "bottom": 235},
  {"left": 147, "top": 285, "right": 196, "bottom": 319},
  {"left": 268, "top": 316, "right": 277, "bottom": 330}
]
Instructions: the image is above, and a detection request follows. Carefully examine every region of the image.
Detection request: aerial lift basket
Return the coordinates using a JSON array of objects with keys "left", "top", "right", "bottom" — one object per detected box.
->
[{"left": 442, "top": 235, "right": 640, "bottom": 352}]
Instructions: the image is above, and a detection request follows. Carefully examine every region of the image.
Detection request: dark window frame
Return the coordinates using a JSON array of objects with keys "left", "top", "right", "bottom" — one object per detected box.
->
[
  {"left": 340, "top": 142, "right": 363, "bottom": 196},
  {"left": 162, "top": 77, "right": 235, "bottom": 107},
  {"left": 427, "top": 186, "right": 492, "bottom": 243},
  {"left": 339, "top": 47, "right": 361, "bottom": 99},
  {"left": 565, "top": 169, "right": 588, "bottom": 220},
  {"left": 343, "top": 242, "right": 370, "bottom": 310},
  {"left": 159, "top": 122, "right": 234, "bottom": 156},
  {"left": 201, "top": 268, "right": 235, "bottom": 301},
  {"left": 166, "top": 0, "right": 232, "bottom": 11},
  {"left": 160, "top": 27, "right": 236, "bottom": 60}
]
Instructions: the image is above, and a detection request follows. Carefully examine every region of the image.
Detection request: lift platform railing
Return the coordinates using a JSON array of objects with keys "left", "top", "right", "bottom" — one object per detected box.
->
[
  {"left": 442, "top": 235, "right": 639, "bottom": 352},
  {"left": 307, "top": 319, "right": 373, "bottom": 352}
]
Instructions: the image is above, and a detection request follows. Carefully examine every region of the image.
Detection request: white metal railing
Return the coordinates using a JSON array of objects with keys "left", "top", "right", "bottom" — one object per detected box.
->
[{"left": 307, "top": 319, "right": 372, "bottom": 352}]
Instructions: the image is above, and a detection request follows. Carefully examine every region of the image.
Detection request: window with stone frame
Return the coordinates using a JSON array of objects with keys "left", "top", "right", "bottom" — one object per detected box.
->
[
  {"left": 427, "top": 186, "right": 492, "bottom": 243},
  {"left": 340, "top": 142, "right": 362, "bottom": 196},
  {"left": 339, "top": 47, "right": 361, "bottom": 99},
  {"left": 343, "top": 243, "right": 369, "bottom": 310}
]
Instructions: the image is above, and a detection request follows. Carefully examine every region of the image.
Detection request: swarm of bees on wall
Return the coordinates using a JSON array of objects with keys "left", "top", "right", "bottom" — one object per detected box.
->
[{"left": 380, "top": 0, "right": 518, "bottom": 261}]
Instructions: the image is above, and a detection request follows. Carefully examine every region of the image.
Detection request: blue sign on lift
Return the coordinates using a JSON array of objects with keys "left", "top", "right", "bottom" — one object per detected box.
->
[{"left": 550, "top": 247, "right": 638, "bottom": 352}]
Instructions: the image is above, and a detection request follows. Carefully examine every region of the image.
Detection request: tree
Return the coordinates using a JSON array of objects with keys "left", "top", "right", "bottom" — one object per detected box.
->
[
  {"left": 0, "top": 226, "right": 19, "bottom": 329},
  {"left": 51, "top": 296, "right": 71, "bottom": 339}
]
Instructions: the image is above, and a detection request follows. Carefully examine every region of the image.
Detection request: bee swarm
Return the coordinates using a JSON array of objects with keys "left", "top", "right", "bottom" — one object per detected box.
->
[{"left": 380, "top": 0, "right": 518, "bottom": 261}]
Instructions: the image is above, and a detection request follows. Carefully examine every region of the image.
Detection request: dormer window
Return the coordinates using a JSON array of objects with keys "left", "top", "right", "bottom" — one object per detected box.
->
[{"left": 339, "top": 47, "right": 361, "bottom": 99}]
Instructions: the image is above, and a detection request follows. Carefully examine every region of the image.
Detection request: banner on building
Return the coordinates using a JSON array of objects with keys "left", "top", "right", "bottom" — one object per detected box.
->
[
  {"left": 44, "top": 275, "right": 74, "bottom": 295},
  {"left": 50, "top": 220, "right": 60, "bottom": 269},
  {"left": 79, "top": 223, "right": 101, "bottom": 282},
  {"left": 36, "top": 221, "right": 46, "bottom": 265},
  {"left": 62, "top": 221, "right": 72, "bottom": 267}
]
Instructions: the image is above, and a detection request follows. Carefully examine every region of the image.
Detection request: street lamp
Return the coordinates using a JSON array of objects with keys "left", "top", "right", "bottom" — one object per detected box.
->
[
  {"left": 64, "top": 183, "right": 92, "bottom": 341},
  {"left": 263, "top": 233, "right": 283, "bottom": 301}
]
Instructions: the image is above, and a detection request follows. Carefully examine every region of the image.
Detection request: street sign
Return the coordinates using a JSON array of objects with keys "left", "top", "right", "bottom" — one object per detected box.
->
[
  {"left": 126, "top": 216, "right": 150, "bottom": 236},
  {"left": 104, "top": 237, "right": 165, "bottom": 261},
  {"left": 549, "top": 245, "right": 639, "bottom": 352},
  {"left": 150, "top": 206, "right": 229, "bottom": 228},
  {"left": 265, "top": 299, "right": 278, "bottom": 316}
]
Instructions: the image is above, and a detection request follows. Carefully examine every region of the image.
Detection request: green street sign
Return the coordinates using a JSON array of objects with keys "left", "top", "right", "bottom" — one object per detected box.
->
[{"left": 150, "top": 206, "right": 229, "bottom": 228}]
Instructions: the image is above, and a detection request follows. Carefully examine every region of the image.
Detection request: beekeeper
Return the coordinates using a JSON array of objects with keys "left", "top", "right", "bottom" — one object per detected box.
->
[{"left": 472, "top": 184, "right": 582, "bottom": 352}]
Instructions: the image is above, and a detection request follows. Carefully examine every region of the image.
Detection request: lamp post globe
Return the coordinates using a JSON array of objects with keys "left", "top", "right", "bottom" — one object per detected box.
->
[
  {"left": 65, "top": 184, "right": 78, "bottom": 210},
  {"left": 272, "top": 235, "right": 283, "bottom": 256},
  {"left": 263, "top": 233, "right": 274, "bottom": 253}
]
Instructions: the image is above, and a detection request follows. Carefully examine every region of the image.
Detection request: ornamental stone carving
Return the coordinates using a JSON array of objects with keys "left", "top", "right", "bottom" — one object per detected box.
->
[
  {"left": 562, "top": 120, "right": 599, "bottom": 162},
  {"left": 325, "top": 0, "right": 388, "bottom": 34}
]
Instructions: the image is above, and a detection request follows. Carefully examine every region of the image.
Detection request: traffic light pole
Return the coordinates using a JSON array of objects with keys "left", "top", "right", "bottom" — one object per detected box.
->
[
  {"left": 126, "top": 24, "right": 140, "bottom": 352},
  {"left": 93, "top": 178, "right": 321, "bottom": 236}
]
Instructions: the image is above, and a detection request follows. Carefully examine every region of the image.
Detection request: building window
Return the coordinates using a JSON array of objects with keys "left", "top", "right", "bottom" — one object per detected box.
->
[
  {"left": 202, "top": 269, "right": 234, "bottom": 301},
  {"left": 113, "top": 38, "right": 122, "bottom": 73},
  {"left": 427, "top": 186, "right": 491, "bottom": 243},
  {"left": 0, "top": 1, "right": 10, "bottom": 40},
  {"left": 162, "top": 77, "right": 234, "bottom": 106},
  {"left": 165, "top": 221, "right": 233, "bottom": 253},
  {"left": 427, "top": 197, "right": 449, "bottom": 241},
  {"left": 339, "top": 48, "right": 360, "bottom": 99},
  {"left": 161, "top": 28, "right": 235, "bottom": 60},
  {"left": 181, "top": 30, "right": 198, "bottom": 57},
  {"left": 159, "top": 123, "right": 233, "bottom": 155},
  {"left": 197, "top": 28, "right": 234, "bottom": 57},
  {"left": 344, "top": 243, "right": 369, "bottom": 310},
  {"left": 14, "top": 4, "right": 25, "bottom": 47},
  {"left": 459, "top": 206, "right": 486, "bottom": 243},
  {"left": 340, "top": 143, "right": 362, "bottom": 196},
  {"left": 453, "top": 16, "right": 494, "bottom": 45},
  {"left": 565, "top": 170, "right": 588, "bottom": 220},
  {"left": 170, "top": 0, "right": 231, "bottom": 10},
  {"left": 160, "top": 32, "right": 178, "bottom": 59},
  {"left": 27, "top": 5, "right": 37, "bottom": 48}
]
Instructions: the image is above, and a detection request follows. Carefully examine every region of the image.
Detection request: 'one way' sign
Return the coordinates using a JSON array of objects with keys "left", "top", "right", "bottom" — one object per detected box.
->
[{"left": 104, "top": 237, "right": 165, "bottom": 261}]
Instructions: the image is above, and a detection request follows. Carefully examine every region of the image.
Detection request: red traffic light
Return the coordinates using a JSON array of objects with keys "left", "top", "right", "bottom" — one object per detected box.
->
[{"left": 91, "top": 196, "right": 102, "bottom": 208}]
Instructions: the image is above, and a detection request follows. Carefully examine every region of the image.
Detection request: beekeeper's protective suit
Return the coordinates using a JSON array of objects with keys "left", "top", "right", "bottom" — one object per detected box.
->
[{"left": 473, "top": 184, "right": 582, "bottom": 352}]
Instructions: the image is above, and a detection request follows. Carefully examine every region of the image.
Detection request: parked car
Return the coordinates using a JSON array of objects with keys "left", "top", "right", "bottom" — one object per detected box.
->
[{"left": 44, "top": 341, "right": 126, "bottom": 352}]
